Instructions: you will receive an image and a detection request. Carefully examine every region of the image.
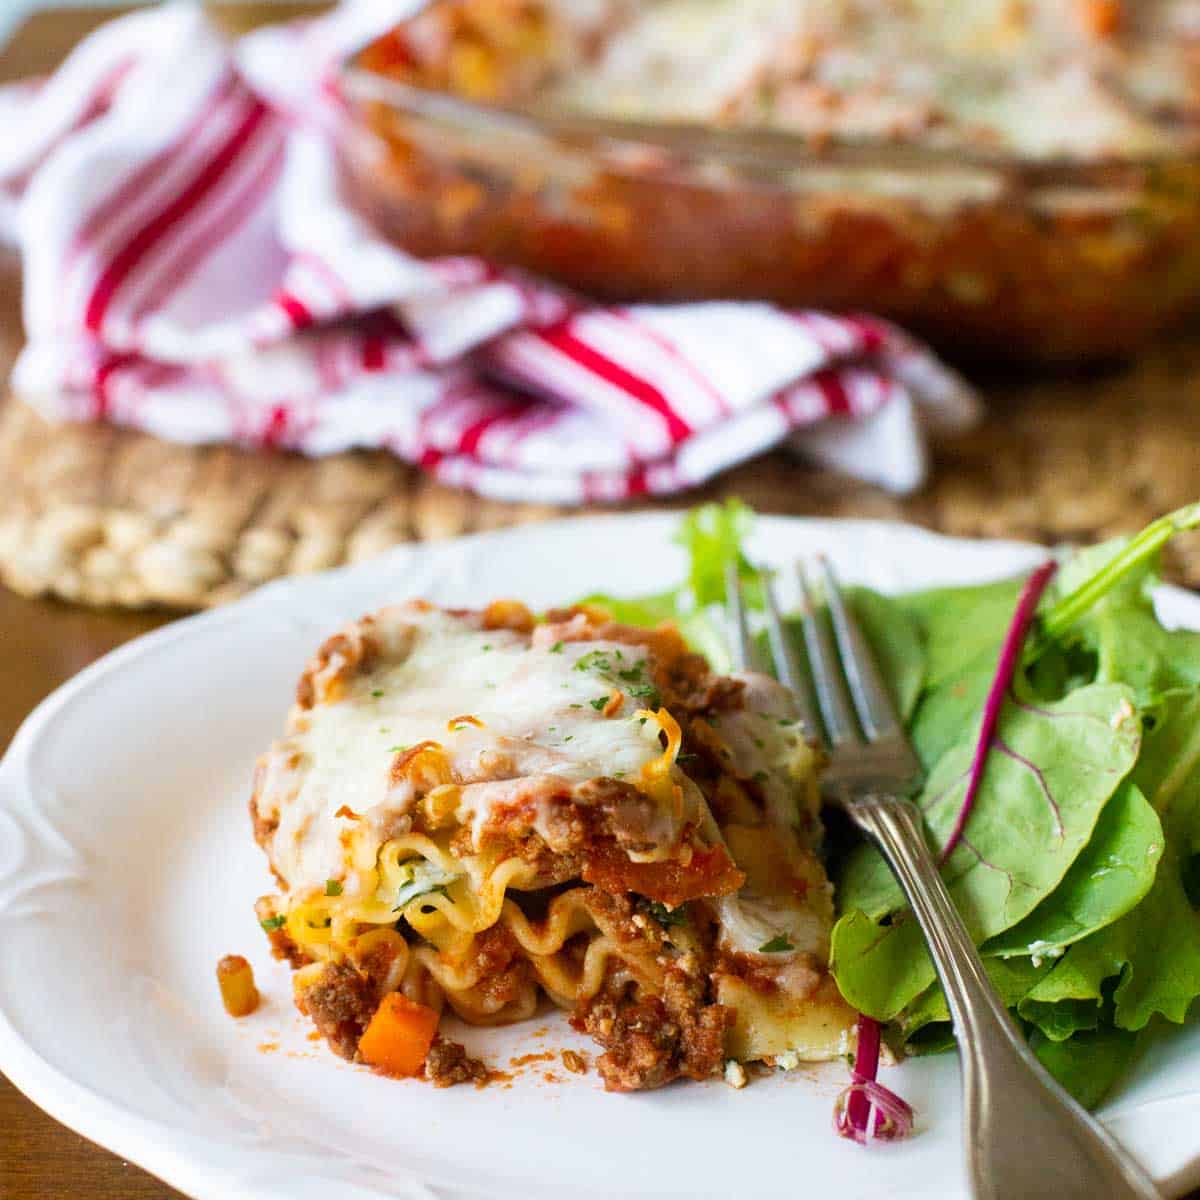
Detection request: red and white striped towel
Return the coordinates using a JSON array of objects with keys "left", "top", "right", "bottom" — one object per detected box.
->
[{"left": 0, "top": 2, "right": 980, "bottom": 504}]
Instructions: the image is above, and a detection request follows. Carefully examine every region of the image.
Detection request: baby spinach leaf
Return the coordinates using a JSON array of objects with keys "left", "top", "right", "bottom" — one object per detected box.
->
[
  {"left": 833, "top": 683, "right": 1141, "bottom": 1020},
  {"left": 830, "top": 909, "right": 933, "bottom": 1022},
  {"left": 985, "top": 782, "right": 1163, "bottom": 962},
  {"left": 897, "top": 578, "right": 1034, "bottom": 770},
  {"left": 898, "top": 578, "right": 1022, "bottom": 691},
  {"left": 906, "top": 650, "right": 998, "bottom": 771},
  {"left": 1019, "top": 689, "right": 1200, "bottom": 1040},
  {"left": 843, "top": 586, "right": 925, "bottom": 723},
  {"left": 1029, "top": 1026, "right": 1143, "bottom": 1110}
]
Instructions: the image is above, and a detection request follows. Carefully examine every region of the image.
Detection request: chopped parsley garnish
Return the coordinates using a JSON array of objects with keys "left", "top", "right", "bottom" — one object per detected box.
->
[
  {"left": 574, "top": 651, "right": 659, "bottom": 706},
  {"left": 758, "top": 934, "right": 794, "bottom": 953},
  {"left": 549, "top": 640, "right": 564, "bottom": 653},
  {"left": 752, "top": 737, "right": 765, "bottom": 749},
  {"left": 646, "top": 901, "right": 689, "bottom": 928},
  {"left": 563, "top": 735, "right": 574, "bottom": 742},
  {"left": 753, "top": 770, "right": 769, "bottom": 783},
  {"left": 325, "top": 879, "right": 343, "bottom": 897},
  {"left": 371, "top": 689, "right": 384, "bottom": 698},
  {"left": 388, "top": 744, "right": 408, "bottom": 754},
  {"left": 481, "top": 643, "right": 492, "bottom": 652},
  {"left": 260, "top": 915, "right": 286, "bottom": 931},
  {"left": 589, "top": 695, "right": 610, "bottom": 711},
  {"left": 569, "top": 703, "right": 583, "bottom": 709}
]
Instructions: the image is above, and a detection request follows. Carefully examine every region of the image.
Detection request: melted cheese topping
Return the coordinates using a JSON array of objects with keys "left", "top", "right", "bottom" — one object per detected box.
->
[
  {"left": 256, "top": 607, "right": 698, "bottom": 891},
  {"left": 543, "top": 0, "right": 1200, "bottom": 158}
]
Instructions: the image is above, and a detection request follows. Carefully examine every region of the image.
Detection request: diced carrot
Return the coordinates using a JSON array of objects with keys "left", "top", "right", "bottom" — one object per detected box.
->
[
  {"left": 358, "top": 993, "right": 440, "bottom": 1077},
  {"left": 216, "top": 955, "right": 260, "bottom": 1018}
]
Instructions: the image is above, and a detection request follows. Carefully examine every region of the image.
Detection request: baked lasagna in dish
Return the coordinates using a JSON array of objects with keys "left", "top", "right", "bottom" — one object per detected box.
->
[
  {"left": 251, "top": 600, "right": 853, "bottom": 1089},
  {"left": 362, "top": 0, "right": 1200, "bottom": 160},
  {"left": 342, "top": 0, "right": 1200, "bottom": 362}
]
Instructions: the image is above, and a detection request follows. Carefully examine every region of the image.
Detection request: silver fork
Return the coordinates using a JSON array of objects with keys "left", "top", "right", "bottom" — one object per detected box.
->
[{"left": 726, "top": 559, "right": 1160, "bottom": 1200}]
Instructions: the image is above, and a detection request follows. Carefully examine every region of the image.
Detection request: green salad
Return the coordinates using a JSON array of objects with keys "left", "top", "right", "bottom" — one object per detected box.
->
[{"left": 580, "top": 500, "right": 1200, "bottom": 1109}]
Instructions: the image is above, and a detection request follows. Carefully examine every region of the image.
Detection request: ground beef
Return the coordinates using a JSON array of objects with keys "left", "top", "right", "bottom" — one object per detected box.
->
[
  {"left": 424, "top": 1036, "right": 490, "bottom": 1087},
  {"left": 473, "top": 927, "right": 535, "bottom": 1010},
  {"left": 572, "top": 967, "right": 733, "bottom": 1092},
  {"left": 302, "top": 962, "right": 377, "bottom": 1061},
  {"left": 583, "top": 889, "right": 666, "bottom": 953}
]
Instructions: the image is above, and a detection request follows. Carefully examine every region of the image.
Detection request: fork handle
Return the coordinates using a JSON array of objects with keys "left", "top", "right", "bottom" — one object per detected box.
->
[{"left": 846, "top": 794, "right": 1161, "bottom": 1200}]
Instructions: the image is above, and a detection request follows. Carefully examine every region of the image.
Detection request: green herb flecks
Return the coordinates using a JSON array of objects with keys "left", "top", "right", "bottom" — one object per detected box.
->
[
  {"left": 645, "top": 900, "right": 689, "bottom": 928},
  {"left": 759, "top": 935, "right": 795, "bottom": 954}
]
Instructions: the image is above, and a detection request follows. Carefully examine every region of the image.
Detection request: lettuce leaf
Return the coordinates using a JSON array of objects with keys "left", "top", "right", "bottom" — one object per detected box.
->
[
  {"left": 1019, "top": 841, "right": 1200, "bottom": 1035},
  {"left": 580, "top": 501, "right": 757, "bottom": 672}
]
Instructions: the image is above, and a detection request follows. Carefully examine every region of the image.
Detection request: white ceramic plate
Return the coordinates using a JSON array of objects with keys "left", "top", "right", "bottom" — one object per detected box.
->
[{"left": 3, "top": 514, "right": 1200, "bottom": 1200}]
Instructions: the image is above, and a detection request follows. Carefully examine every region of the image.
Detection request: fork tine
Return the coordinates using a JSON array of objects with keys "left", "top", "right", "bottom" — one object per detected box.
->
[
  {"left": 796, "top": 561, "right": 862, "bottom": 748},
  {"left": 815, "top": 557, "right": 902, "bottom": 742},
  {"left": 725, "top": 560, "right": 755, "bottom": 672},
  {"left": 761, "top": 571, "right": 822, "bottom": 738}
]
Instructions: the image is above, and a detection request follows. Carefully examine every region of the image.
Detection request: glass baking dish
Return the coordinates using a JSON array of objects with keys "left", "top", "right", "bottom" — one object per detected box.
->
[{"left": 335, "top": 4, "right": 1200, "bottom": 364}]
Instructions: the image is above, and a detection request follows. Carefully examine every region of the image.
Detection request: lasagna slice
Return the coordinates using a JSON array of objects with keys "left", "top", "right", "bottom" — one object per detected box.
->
[{"left": 250, "top": 599, "right": 853, "bottom": 1090}]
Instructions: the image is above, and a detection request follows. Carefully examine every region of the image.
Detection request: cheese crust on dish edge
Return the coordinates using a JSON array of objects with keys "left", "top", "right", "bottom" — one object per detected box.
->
[{"left": 250, "top": 599, "right": 854, "bottom": 1090}]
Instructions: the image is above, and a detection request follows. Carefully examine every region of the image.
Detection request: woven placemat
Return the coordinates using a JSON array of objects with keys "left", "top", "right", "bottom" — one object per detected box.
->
[{"left": 3, "top": 341, "right": 1200, "bottom": 609}]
